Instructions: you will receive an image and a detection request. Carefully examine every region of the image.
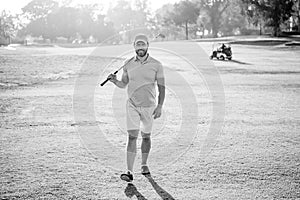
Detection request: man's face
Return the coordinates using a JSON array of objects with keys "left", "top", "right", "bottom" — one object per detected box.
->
[{"left": 134, "top": 41, "right": 148, "bottom": 57}]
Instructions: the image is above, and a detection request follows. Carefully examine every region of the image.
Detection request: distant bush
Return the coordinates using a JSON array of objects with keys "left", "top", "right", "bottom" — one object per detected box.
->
[
  {"left": 0, "top": 36, "right": 9, "bottom": 46},
  {"left": 11, "top": 36, "right": 25, "bottom": 44},
  {"left": 240, "top": 28, "right": 261, "bottom": 35},
  {"left": 281, "top": 31, "right": 300, "bottom": 36}
]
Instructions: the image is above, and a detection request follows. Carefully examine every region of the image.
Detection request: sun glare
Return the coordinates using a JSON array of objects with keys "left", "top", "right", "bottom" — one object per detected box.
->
[{"left": 1, "top": 0, "right": 180, "bottom": 14}]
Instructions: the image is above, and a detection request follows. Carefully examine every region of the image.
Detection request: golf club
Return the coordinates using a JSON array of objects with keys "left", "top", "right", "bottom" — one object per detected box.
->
[{"left": 100, "top": 61, "right": 129, "bottom": 86}]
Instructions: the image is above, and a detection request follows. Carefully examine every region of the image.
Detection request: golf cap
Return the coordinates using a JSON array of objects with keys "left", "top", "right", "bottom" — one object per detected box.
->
[{"left": 134, "top": 34, "right": 149, "bottom": 45}]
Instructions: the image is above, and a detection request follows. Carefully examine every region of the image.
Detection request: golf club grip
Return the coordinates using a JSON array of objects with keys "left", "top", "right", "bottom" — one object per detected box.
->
[
  {"left": 100, "top": 70, "right": 118, "bottom": 86},
  {"left": 100, "top": 78, "right": 110, "bottom": 86}
]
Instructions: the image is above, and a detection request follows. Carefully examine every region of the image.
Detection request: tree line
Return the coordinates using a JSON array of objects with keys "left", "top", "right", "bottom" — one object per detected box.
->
[{"left": 0, "top": 0, "right": 299, "bottom": 45}]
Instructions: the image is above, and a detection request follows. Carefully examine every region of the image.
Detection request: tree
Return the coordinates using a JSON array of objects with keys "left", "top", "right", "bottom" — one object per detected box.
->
[
  {"left": 76, "top": 4, "right": 97, "bottom": 40},
  {"left": 106, "top": 0, "right": 135, "bottom": 31},
  {"left": 242, "top": 0, "right": 294, "bottom": 36},
  {"left": 22, "top": 0, "right": 59, "bottom": 21},
  {"left": 0, "top": 10, "right": 17, "bottom": 44},
  {"left": 25, "top": 17, "right": 47, "bottom": 38},
  {"left": 153, "top": 4, "right": 182, "bottom": 40},
  {"left": 21, "top": 0, "right": 59, "bottom": 41},
  {"left": 220, "top": 0, "right": 248, "bottom": 36},
  {"left": 46, "top": 7, "right": 79, "bottom": 41},
  {"left": 170, "top": 0, "right": 200, "bottom": 39},
  {"left": 197, "top": 9, "right": 210, "bottom": 37},
  {"left": 93, "top": 14, "right": 115, "bottom": 43},
  {"left": 132, "top": 0, "right": 150, "bottom": 28},
  {"left": 240, "top": 0, "right": 264, "bottom": 35},
  {"left": 199, "top": 0, "right": 230, "bottom": 37},
  {"left": 292, "top": 0, "right": 300, "bottom": 31},
  {"left": 106, "top": 0, "right": 150, "bottom": 43}
]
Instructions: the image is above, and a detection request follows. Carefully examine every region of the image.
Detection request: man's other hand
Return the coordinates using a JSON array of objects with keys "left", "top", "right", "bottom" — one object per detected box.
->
[{"left": 153, "top": 105, "right": 162, "bottom": 119}]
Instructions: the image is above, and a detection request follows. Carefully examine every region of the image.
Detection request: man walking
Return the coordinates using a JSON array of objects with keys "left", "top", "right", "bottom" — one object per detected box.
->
[{"left": 108, "top": 34, "right": 165, "bottom": 182}]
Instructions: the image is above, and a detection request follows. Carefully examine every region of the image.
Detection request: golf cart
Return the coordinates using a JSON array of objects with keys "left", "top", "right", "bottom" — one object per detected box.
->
[{"left": 210, "top": 43, "right": 232, "bottom": 60}]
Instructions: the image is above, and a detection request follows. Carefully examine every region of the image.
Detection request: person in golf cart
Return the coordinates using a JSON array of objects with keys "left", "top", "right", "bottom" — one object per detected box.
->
[
  {"left": 219, "top": 43, "right": 226, "bottom": 51},
  {"left": 210, "top": 43, "right": 232, "bottom": 60}
]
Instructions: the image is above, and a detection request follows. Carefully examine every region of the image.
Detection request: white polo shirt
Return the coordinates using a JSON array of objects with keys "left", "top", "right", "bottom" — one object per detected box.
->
[{"left": 123, "top": 54, "right": 164, "bottom": 107}]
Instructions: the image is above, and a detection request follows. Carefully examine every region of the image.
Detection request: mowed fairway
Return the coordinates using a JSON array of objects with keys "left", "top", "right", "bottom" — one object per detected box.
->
[{"left": 0, "top": 41, "right": 299, "bottom": 199}]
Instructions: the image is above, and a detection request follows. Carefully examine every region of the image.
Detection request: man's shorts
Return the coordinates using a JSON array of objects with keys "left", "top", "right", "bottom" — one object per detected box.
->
[{"left": 126, "top": 100, "right": 156, "bottom": 135}]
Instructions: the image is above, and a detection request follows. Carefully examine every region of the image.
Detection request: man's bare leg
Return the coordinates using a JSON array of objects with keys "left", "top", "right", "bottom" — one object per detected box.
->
[
  {"left": 127, "top": 130, "right": 139, "bottom": 172},
  {"left": 141, "top": 132, "right": 151, "bottom": 171}
]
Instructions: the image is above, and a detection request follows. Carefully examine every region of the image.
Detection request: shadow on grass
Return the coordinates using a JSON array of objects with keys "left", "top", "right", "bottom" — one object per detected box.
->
[
  {"left": 123, "top": 174, "right": 175, "bottom": 200},
  {"left": 212, "top": 59, "right": 251, "bottom": 65},
  {"left": 144, "top": 174, "right": 175, "bottom": 200},
  {"left": 229, "top": 59, "right": 251, "bottom": 65},
  {"left": 124, "top": 183, "right": 148, "bottom": 200}
]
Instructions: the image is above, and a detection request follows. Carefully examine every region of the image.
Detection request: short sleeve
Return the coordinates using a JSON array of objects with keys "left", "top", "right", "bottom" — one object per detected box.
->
[
  {"left": 123, "top": 57, "right": 134, "bottom": 72},
  {"left": 123, "top": 64, "right": 127, "bottom": 73},
  {"left": 123, "top": 60, "right": 129, "bottom": 72}
]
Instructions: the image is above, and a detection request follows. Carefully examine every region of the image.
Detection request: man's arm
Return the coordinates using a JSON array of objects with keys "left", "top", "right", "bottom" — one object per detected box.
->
[
  {"left": 153, "top": 77, "right": 165, "bottom": 119},
  {"left": 108, "top": 70, "right": 129, "bottom": 88},
  {"left": 157, "top": 78, "right": 165, "bottom": 107}
]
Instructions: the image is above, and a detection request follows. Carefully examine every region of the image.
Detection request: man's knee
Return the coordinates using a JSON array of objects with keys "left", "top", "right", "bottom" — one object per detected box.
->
[
  {"left": 141, "top": 132, "right": 151, "bottom": 139},
  {"left": 128, "top": 130, "right": 139, "bottom": 141}
]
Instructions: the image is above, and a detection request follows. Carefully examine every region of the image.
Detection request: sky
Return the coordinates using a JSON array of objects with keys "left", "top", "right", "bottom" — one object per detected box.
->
[{"left": 0, "top": 0, "right": 180, "bottom": 14}]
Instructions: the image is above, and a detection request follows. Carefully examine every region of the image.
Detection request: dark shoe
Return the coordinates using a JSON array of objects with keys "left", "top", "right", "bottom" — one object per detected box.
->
[
  {"left": 120, "top": 171, "right": 133, "bottom": 182},
  {"left": 141, "top": 165, "right": 151, "bottom": 175}
]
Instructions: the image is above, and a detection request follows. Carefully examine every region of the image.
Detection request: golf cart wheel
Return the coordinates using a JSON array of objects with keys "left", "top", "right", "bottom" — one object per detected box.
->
[
  {"left": 220, "top": 55, "right": 225, "bottom": 60},
  {"left": 228, "top": 57, "right": 232, "bottom": 60}
]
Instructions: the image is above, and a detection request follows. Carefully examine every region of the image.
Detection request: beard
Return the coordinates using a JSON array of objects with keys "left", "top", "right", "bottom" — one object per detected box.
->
[{"left": 136, "top": 49, "right": 147, "bottom": 57}]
